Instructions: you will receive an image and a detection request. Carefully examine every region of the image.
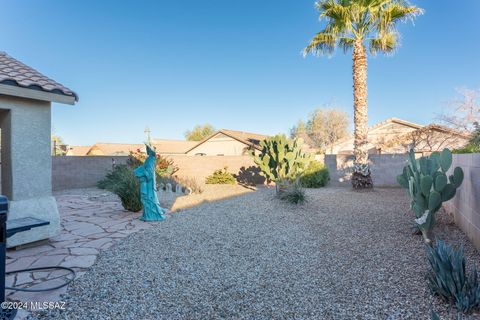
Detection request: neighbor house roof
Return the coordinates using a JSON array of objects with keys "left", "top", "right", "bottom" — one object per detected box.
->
[
  {"left": 66, "top": 146, "right": 92, "bottom": 156},
  {"left": 0, "top": 51, "right": 78, "bottom": 104},
  {"left": 86, "top": 143, "right": 143, "bottom": 156},
  {"left": 151, "top": 139, "right": 198, "bottom": 154},
  {"left": 379, "top": 123, "right": 471, "bottom": 150},
  {"left": 70, "top": 139, "right": 198, "bottom": 156},
  {"left": 186, "top": 129, "right": 269, "bottom": 153},
  {"left": 331, "top": 117, "right": 423, "bottom": 147}
]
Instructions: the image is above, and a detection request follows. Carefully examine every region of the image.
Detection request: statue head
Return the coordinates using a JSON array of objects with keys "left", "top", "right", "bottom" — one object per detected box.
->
[{"left": 145, "top": 144, "right": 156, "bottom": 157}]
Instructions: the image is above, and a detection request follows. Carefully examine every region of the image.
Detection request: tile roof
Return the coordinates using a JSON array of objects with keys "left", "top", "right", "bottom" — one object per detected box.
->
[
  {"left": 87, "top": 143, "right": 143, "bottom": 156},
  {"left": 185, "top": 129, "right": 270, "bottom": 154},
  {"left": 220, "top": 129, "right": 269, "bottom": 146},
  {"left": 0, "top": 51, "right": 78, "bottom": 101},
  {"left": 151, "top": 139, "right": 198, "bottom": 154},
  {"left": 66, "top": 146, "right": 92, "bottom": 156},
  {"left": 69, "top": 140, "right": 199, "bottom": 156},
  {"left": 331, "top": 117, "right": 424, "bottom": 146}
]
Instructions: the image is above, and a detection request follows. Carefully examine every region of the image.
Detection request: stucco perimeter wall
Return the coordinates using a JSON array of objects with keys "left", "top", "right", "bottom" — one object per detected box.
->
[
  {"left": 167, "top": 155, "right": 260, "bottom": 182},
  {"left": 53, "top": 155, "right": 261, "bottom": 190},
  {"left": 325, "top": 153, "right": 408, "bottom": 187},
  {"left": 444, "top": 154, "right": 480, "bottom": 250},
  {"left": 52, "top": 156, "right": 129, "bottom": 191}
]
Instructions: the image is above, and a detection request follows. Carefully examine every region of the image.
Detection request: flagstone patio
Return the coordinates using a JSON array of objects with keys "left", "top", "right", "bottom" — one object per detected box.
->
[{"left": 5, "top": 189, "right": 153, "bottom": 305}]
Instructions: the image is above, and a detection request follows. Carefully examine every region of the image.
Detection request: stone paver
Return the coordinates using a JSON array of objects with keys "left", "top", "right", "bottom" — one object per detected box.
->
[{"left": 5, "top": 188, "right": 154, "bottom": 307}]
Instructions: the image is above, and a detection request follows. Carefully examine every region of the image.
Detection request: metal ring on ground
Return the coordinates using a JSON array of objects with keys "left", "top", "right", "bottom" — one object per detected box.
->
[{"left": 5, "top": 266, "right": 76, "bottom": 292}]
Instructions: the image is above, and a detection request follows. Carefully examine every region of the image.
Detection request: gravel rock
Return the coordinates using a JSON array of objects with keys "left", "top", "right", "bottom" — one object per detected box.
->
[{"left": 33, "top": 187, "right": 480, "bottom": 319}]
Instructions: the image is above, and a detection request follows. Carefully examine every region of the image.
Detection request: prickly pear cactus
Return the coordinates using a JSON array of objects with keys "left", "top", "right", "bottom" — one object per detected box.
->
[
  {"left": 397, "top": 148, "right": 464, "bottom": 244},
  {"left": 251, "top": 135, "right": 311, "bottom": 190}
]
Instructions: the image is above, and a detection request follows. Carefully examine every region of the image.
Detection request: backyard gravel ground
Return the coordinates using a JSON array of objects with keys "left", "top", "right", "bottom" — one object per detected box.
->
[{"left": 34, "top": 187, "right": 480, "bottom": 319}]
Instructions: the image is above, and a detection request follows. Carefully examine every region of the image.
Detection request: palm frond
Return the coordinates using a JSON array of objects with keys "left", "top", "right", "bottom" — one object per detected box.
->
[
  {"left": 304, "top": 0, "right": 422, "bottom": 57},
  {"left": 317, "top": 0, "right": 349, "bottom": 22},
  {"left": 369, "top": 31, "right": 398, "bottom": 54},
  {"left": 303, "top": 31, "right": 338, "bottom": 56},
  {"left": 339, "top": 37, "right": 356, "bottom": 53}
]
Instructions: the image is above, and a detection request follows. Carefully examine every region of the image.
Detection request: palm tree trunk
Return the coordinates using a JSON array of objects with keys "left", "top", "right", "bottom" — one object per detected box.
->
[
  {"left": 351, "top": 40, "right": 373, "bottom": 188},
  {"left": 352, "top": 40, "right": 368, "bottom": 164}
]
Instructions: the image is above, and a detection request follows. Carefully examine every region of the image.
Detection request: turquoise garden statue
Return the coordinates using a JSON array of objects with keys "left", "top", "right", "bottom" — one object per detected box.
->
[{"left": 134, "top": 144, "right": 167, "bottom": 221}]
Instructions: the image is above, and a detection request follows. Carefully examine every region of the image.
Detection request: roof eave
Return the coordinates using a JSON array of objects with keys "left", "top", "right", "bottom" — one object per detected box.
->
[{"left": 0, "top": 83, "right": 77, "bottom": 105}]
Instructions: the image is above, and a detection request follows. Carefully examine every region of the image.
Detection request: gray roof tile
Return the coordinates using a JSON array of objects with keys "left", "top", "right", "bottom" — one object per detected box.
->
[{"left": 0, "top": 51, "right": 78, "bottom": 101}]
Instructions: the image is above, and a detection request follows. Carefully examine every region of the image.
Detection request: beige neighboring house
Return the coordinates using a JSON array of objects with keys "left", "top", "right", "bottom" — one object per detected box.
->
[
  {"left": 67, "top": 140, "right": 197, "bottom": 156},
  {"left": 185, "top": 129, "right": 269, "bottom": 156},
  {"left": 67, "top": 129, "right": 321, "bottom": 157},
  {"left": 328, "top": 118, "right": 470, "bottom": 155}
]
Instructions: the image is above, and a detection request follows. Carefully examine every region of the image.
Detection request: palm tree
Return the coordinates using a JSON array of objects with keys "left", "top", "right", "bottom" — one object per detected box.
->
[{"left": 304, "top": 0, "right": 422, "bottom": 188}]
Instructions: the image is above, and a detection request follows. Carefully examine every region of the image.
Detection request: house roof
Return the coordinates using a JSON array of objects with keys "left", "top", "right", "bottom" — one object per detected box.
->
[
  {"left": 380, "top": 123, "right": 471, "bottom": 145},
  {"left": 151, "top": 139, "right": 198, "bottom": 154},
  {"left": 186, "top": 129, "right": 269, "bottom": 153},
  {"left": 331, "top": 117, "right": 424, "bottom": 147},
  {"left": 66, "top": 146, "right": 91, "bottom": 156},
  {"left": 71, "top": 140, "right": 198, "bottom": 156},
  {"left": 87, "top": 143, "right": 143, "bottom": 156},
  {"left": 0, "top": 51, "right": 78, "bottom": 101},
  {"left": 421, "top": 124, "right": 471, "bottom": 138}
]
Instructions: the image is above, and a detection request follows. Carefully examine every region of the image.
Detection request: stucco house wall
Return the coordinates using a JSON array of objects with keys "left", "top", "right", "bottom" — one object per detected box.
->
[
  {"left": 0, "top": 51, "right": 77, "bottom": 247},
  {"left": 0, "top": 96, "right": 60, "bottom": 247}
]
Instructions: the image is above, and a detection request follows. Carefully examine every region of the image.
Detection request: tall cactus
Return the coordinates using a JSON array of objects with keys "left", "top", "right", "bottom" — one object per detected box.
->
[
  {"left": 252, "top": 135, "right": 311, "bottom": 190},
  {"left": 397, "top": 149, "right": 464, "bottom": 244}
]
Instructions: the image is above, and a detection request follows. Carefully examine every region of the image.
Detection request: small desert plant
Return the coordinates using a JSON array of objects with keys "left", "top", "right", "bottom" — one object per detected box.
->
[
  {"left": 300, "top": 161, "right": 329, "bottom": 188},
  {"left": 426, "top": 240, "right": 480, "bottom": 313},
  {"left": 205, "top": 167, "right": 236, "bottom": 185},
  {"left": 175, "top": 176, "right": 204, "bottom": 194},
  {"left": 278, "top": 179, "right": 306, "bottom": 204},
  {"left": 97, "top": 165, "right": 142, "bottom": 212}
]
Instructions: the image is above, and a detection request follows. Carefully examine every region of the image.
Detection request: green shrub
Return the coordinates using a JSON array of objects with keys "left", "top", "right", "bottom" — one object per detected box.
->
[
  {"left": 205, "top": 167, "right": 236, "bottom": 185},
  {"left": 97, "top": 165, "right": 142, "bottom": 212},
  {"left": 453, "top": 144, "right": 480, "bottom": 154},
  {"left": 278, "top": 179, "right": 306, "bottom": 204},
  {"left": 426, "top": 240, "right": 480, "bottom": 313},
  {"left": 300, "top": 161, "right": 329, "bottom": 188},
  {"left": 453, "top": 123, "right": 480, "bottom": 154}
]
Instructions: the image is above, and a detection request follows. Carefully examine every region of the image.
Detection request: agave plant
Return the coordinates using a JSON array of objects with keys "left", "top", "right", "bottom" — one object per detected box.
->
[{"left": 426, "top": 240, "right": 480, "bottom": 313}]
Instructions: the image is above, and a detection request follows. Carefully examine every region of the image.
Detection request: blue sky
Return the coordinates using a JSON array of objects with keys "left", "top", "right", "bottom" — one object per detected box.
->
[{"left": 0, "top": 1, "right": 478, "bottom": 145}]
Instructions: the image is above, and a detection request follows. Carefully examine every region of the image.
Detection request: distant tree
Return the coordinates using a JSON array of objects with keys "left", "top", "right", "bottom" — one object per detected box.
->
[
  {"left": 290, "top": 120, "right": 312, "bottom": 143},
  {"left": 291, "top": 108, "right": 349, "bottom": 153},
  {"left": 51, "top": 134, "right": 67, "bottom": 156},
  {"left": 184, "top": 124, "right": 216, "bottom": 141},
  {"left": 438, "top": 87, "right": 480, "bottom": 132}
]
